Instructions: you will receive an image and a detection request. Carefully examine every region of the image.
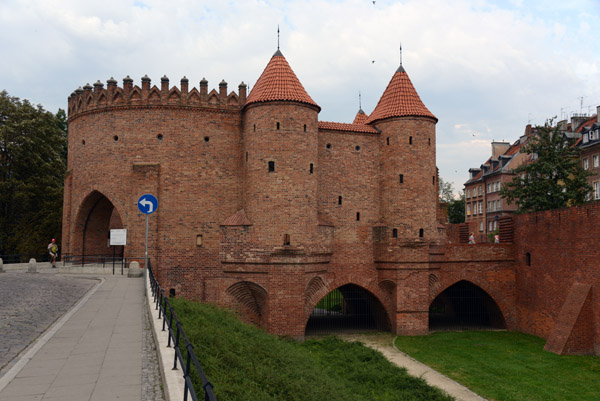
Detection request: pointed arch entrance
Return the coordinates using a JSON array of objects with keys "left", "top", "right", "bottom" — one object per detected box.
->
[
  {"left": 429, "top": 280, "right": 506, "bottom": 331},
  {"left": 305, "top": 284, "right": 391, "bottom": 336},
  {"left": 72, "top": 191, "right": 124, "bottom": 262}
]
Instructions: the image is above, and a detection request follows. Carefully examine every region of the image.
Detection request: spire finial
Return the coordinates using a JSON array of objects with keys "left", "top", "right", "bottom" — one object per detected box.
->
[
  {"left": 400, "top": 42, "right": 403, "bottom": 66},
  {"left": 359, "top": 91, "right": 362, "bottom": 110},
  {"left": 277, "top": 25, "right": 280, "bottom": 50}
]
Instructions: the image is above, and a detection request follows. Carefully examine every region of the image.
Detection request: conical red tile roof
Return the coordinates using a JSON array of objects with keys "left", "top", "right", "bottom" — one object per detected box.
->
[
  {"left": 366, "top": 65, "right": 436, "bottom": 124},
  {"left": 352, "top": 108, "right": 368, "bottom": 124},
  {"left": 245, "top": 50, "right": 320, "bottom": 110}
]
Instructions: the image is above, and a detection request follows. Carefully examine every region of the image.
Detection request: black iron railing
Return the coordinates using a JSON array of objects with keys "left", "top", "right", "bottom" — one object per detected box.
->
[
  {"left": 0, "top": 254, "right": 49, "bottom": 263},
  {"left": 61, "top": 254, "right": 147, "bottom": 274},
  {"left": 148, "top": 261, "right": 218, "bottom": 401}
]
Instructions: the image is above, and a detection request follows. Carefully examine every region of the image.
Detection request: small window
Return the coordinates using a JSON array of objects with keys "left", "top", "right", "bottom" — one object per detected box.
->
[
  {"left": 386, "top": 137, "right": 390, "bottom": 146},
  {"left": 253, "top": 124, "right": 256, "bottom": 132},
  {"left": 356, "top": 212, "right": 360, "bottom": 221},
  {"left": 304, "top": 124, "right": 307, "bottom": 132},
  {"left": 525, "top": 252, "right": 531, "bottom": 266},
  {"left": 157, "top": 134, "right": 163, "bottom": 141},
  {"left": 309, "top": 163, "right": 313, "bottom": 174},
  {"left": 419, "top": 228, "right": 424, "bottom": 238},
  {"left": 409, "top": 136, "right": 413, "bottom": 145},
  {"left": 113, "top": 135, "right": 119, "bottom": 141},
  {"left": 399, "top": 174, "right": 404, "bottom": 184},
  {"left": 196, "top": 235, "right": 203, "bottom": 247},
  {"left": 326, "top": 143, "right": 331, "bottom": 149},
  {"left": 338, "top": 196, "right": 342, "bottom": 205},
  {"left": 583, "top": 158, "right": 589, "bottom": 170},
  {"left": 432, "top": 176, "right": 435, "bottom": 185},
  {"left": 283, "top": 234, "right": 290, "bottom": 246},
  {"left": 169, "top": 288, "right": 176, "bottom": 298},
  {"left": 82, "top": 139, "right": 86, "bottom": 145},
  {"left": 276, "top": 122, "right": 280, "bottom": 130},
  {"left": 246, "top": 152, "right": 248, "bottom": 162},
  {"left": 428, "top": 138, "right": 431, "bottom": 146},
  {"left": 355, "top": 145, "right": 361, "bottom": 151},
  {"left": 268, "top": 161, "right": 275, "bottom": 172},
  {"left": 392, "top": 228, "right": 398, "bottom": 238},
  {"left": 204, "top": 136, "right": 209, "bottom": 142}
]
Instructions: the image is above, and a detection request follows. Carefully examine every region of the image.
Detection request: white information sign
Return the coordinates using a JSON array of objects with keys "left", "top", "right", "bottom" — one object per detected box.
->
[{"left": 110, "top": 229, "right": 127, "bottom": 246}]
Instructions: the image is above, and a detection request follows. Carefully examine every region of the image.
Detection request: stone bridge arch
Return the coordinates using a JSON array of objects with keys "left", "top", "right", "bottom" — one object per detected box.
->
[
  {"left": 303, "top": 277, "right": 393, "bottom": 336},
  {"left": 225, "top": 281, "right": 268, "bottom": 329},
  {"left": 429, "top": 279, "right": 507, "bottom": 331},
  {"left": 72, "top": 190, "right": 125, "bottom": 261}
]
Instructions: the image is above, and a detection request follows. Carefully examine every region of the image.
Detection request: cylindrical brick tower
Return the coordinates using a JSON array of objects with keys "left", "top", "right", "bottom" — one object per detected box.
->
[
  {"left": 368, "top": 64, "right": 438, "bottom": 241},
  {"left": 241, "top": 50, "right": 321, "bottom": 251}
]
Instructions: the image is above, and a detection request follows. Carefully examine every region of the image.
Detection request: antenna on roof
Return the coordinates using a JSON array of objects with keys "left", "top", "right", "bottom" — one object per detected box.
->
[
  {"left": 527, "top": 113, "right": 532, "bottom": 124},
  {"left": 359, "top": 91, "right": 362, "bottom": 110},
  {"left": 277, "top": 25, "right": 280, "bottom": 50},
  {"left": 399, "top": 42, "right": 403, "bottom": 66}
]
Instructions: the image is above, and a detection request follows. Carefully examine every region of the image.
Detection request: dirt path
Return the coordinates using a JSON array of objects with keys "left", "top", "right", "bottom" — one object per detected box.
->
[{"left": 338, "top": 333, "right": 488, "bottom": 401}]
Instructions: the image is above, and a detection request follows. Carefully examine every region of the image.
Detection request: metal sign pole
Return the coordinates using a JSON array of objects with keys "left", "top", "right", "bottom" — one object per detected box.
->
[{"left": 145, "top": 214, "right": 149, "bottom": 271}]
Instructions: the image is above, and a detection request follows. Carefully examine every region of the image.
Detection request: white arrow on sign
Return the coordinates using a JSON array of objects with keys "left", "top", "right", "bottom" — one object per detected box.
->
[{"left": 139, "top": 198, "right": 154, "bottom": 213}]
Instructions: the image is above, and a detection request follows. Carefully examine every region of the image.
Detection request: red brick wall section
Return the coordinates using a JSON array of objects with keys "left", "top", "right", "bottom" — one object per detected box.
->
[{"left": 514, "top": 202, "right": 600, "bottom": 355}]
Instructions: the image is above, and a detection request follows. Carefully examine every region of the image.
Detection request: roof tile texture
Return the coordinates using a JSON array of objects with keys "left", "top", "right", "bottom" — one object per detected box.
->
[
  {"left": 366, "top": 66, "right": 436, "bottom": 124},
  {"left": 245, "top": 50, "right": 319, "bottom": 110},
  {"left": 318, "top": 121, "right": 378, "bottom": 134}
]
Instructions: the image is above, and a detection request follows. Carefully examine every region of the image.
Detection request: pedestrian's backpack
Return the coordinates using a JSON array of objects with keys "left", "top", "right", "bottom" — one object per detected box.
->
[{"left": 52, "top": 245, "right": 57, "bottom": 253}]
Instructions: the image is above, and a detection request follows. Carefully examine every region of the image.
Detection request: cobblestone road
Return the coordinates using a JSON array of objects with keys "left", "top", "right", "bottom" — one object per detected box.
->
[{"left": 0, "top": 271, "right": 96, "bottom": 374}]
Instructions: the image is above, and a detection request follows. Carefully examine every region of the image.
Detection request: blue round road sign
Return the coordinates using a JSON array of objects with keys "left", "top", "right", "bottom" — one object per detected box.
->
[{"left": 138, "top": 194, "right": 158, "bottom": 214}]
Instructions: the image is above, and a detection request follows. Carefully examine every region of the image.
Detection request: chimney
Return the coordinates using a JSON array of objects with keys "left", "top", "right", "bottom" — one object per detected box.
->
[
  {"left": 597, "top": 105, "right": 600, "bottom": 123},
  {"left": 557, "top": 120, "right": 568, "bottom": 132},
  {"left": 180, "top": 76, "right": 189, "bottom": 96},
  {"left": 491, "top": 141, "right": 510, "bottom": 159},
  {"left": 219, "top": 79, "right": 228, "bottom": 100},
  {"left": 571, "top": 115, "right": 588, "bottom": 132},
  {"left": 200, "top": 78, "right": 208, "bottom": 96},
  {"left": 238, "top": 82, "right": 247, "bottom": 104}
]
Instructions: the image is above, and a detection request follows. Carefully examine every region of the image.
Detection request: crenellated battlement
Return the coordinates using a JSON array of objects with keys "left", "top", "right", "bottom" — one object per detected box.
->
[{"left": 67, "top": 75, "right": 248, "bottom": 120}]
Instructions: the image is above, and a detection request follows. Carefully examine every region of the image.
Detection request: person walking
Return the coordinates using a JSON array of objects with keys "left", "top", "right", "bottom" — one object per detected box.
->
[
  {"left": 468, "top": 232, "right": 476, "bottom": 244},
  {"left": 48, "top": 239, "right": 58, "bottom": 268}
]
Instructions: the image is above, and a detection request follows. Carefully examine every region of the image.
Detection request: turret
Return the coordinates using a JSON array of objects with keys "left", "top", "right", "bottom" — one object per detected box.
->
[
  {"left": 242, "top": 49, "right": 321, "bottom": 250},
  {"left": 368, "top": 63, "right": 438, "bottom": 242}
]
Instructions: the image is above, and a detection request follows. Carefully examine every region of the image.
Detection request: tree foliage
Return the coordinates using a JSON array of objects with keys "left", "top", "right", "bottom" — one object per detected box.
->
[
  {"left": 0, "top": 90, "right": 67, "bottom": 258},
  {"left": 500, "top": 124, "right": 591, "bottom": 213},
  {"left": 439, "top": 177, "right": 465, "bottom": 223}
]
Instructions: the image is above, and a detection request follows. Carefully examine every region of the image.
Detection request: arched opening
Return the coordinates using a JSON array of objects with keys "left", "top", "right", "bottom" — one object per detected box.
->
[
  {"left": 429, "top": 280, "right": 506, "bottom": 331},
  {"left": 305, "top": 284, "right": 391, "bottom": 336},
  {"left": 72, "top": 191, "right": 124, "bottom": 263},
  {"left": 226, "top": 281, "right": 268, "bottom": 329}
]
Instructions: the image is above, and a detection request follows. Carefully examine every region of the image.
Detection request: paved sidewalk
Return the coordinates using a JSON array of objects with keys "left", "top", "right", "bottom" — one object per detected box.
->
[{"left": 0, "top": 275, "right": 147, "bottom": 401}]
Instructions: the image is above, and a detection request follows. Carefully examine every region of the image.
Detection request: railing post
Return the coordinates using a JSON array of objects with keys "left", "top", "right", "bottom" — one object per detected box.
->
[
  {"left": 167, "top": 309, "right": 174, "bottom": 347},
  {"left": 184, "top": 343, "right": 193, "bottom": 401},
  {"left": 173, "top": 322, "right": 180, "bottom": 370}
]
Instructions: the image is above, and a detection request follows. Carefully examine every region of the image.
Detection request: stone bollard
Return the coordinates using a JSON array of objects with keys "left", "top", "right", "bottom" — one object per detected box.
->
[
  {"left": 0, "top": 257, "right": 4, "bottom": 273},
  {"left": 127, "top": 261, "right": 143, "bottom": 278},
  {"left": 27, "top": 258, "right": 38, "bottom": 274}
]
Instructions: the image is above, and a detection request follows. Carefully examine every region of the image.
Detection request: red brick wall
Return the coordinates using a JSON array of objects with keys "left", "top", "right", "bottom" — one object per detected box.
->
[{"left": 513, "top": 202, "right": 600, "bottom": 354}]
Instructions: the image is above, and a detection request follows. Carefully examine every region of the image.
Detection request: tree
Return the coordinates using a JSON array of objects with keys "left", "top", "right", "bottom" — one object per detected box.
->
[
  {"left": 500, "top": 123, "right": 591, "bottom": 213},
  {"left": 0, "top": 90, "right": 67, "bottom": 259},
  {"left": 438, "top": 177, "right": 465, "bottom": 223}
]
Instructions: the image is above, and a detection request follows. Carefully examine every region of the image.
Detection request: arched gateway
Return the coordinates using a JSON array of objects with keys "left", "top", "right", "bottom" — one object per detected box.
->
[{"left": 71, "top": 191, "right": 124, "bottom": 263}]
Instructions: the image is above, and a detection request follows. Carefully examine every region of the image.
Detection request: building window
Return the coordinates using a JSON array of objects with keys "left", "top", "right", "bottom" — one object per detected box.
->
[
  {"left": 466, "top": 189, "right": 470, "bottom": 198},
  {"left": 478, "top": 201, "right": 483, "bottom": 214},
  {"left": 525, "top": 252, "right": 531, "bottom": 266},
  {"left": 489, "top": 221, "right": 493, "bottom": 232},
  {"left": 399, "top": 174, "right": 404, "bottom": 184},
  {"left": 419, "top": 228, "right": 424, "bottom": 237},
  {"left": 428, "top": 138, "right": 431, "bottom": 146},
  {"left": 583, "top": 158, "right": 589, "bottom": 170},
  {"left": 386, "top": 137, "right": 390, "bottom": 145},
  {"left": 276, "top": 122, "right": 280, "bottom": 130},
  {"left": 309, "top": 163, "right": 313, "bottom": 174},
  {"left": 493, "top": 220, "right": 497, "bottom": 230},
  {"left": 488, "top": 183, "right": 492, "bottom": 193},
  {"left": 246, "top": 152, "right": 248, "bottom": 162},
  {"left": 326, "top": 143, "right": 331, "bottom": 149},
  {"left": 355, "top": 145, "right": 361, "bottom": 151},
  {"left": 432, "top": 176, "right": 435, "bottom": 185},
  {"left": 392, "top": 228, "right": 398, "bottom": 238},
  {"left": 283, "top": 234, "right": 290, "bottom": 246},
  {"left": 497, "top": 199, "right": 501, "bottom": 210},
  {"left": 467, "top": 204, "right": 471, "bottom": 216},
  {"left": 409, "top": 136, "right": 413, "bottom": 145},
  {"left": 479, "top": 221, "right": 483, "bottom": 232},
  {"left": 253, "top": 124, "right": 256, "bottom": 132},
  {"left": 338, "top": 196, "right": 342, "bottom": 205},
  {"left": 268, "top": 161, "right": 275, "bottom": 172},
  {"left": 594, "top": 155, "right": 599, "bottom": 168},
  {"left": 304, "top": 124, "right": 307, "bottom": 132},
  {"left": 356, "top": 212, "right": 360, "bottom": 221},
  {"left": 595, "top": 182, "right": 600, "bottom": 200},
  {"left": 478, "top": 186, "right": 482, "bottom": 196}
]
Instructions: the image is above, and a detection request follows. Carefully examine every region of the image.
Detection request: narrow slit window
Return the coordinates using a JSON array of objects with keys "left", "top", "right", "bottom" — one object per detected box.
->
[
  {"left": 428, "top": 138, "right": 431, "bottom": 146},
  {"left": 409, "top": 136, "right": 413, "bottom": 144},
  {"left": 419, "top": 228, "right": 424, "bottom": 238},
  {"left": 386, "top": 137, "right": 390, "bottom": 146},
  {"left": 283, "top": 234, "right": 290, "bottom": 246},
  {"left": 309, "top": 163, "right": 313, "bottom": 174},
  {"left": 392, "top": 228, "right": 398, "bottom": 238},
  {"left": 526, "top": 252, "right": 531, "bottom": 266},
  {"left": 304, "top": 124, "right": 307, "bottom": 132},
  {"left": 399, "top": 174, "right": 404, "bottom": 184},
  {"left": 326, "top": 143, "right": 331, "bottom": 149},
  {"left": 268, "top": 161, "right": 275, "bottom": 172},
  {"left": 433, "top": 176, "right": 435, "bottom": 185},
  {"left": 276, "top": 122, "right": 280, "bottom": 130},
  {"left": 356, "top": 212, "right": 360, "bottom": 221},
  {"left": 246, "top": 152, "right": 248, "bottom": 162},
  {"left": 253, "top": 124, "right": 256, "bottom": 132},
  {"left": 338, "top": 196, "right": 342, "bottom": 205}
]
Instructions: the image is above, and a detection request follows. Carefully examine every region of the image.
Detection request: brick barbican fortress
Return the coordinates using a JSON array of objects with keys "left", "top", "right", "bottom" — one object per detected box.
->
[{"left": 62, "top": 48, "right": 599, "bottom": 354}]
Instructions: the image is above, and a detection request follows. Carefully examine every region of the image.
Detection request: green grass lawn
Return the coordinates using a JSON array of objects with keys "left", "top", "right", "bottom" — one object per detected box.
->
[
  {"left": 395, "top": 331, "right": 600, "bottom": 401},
  {"left": 170, "top": 298, "right": 454, "bottom": 401}
]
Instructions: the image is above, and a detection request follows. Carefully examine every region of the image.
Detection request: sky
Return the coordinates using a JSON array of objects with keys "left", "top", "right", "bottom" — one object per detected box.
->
[{"left": 1, "top": 0, "right": 599, "bottom": 194}]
